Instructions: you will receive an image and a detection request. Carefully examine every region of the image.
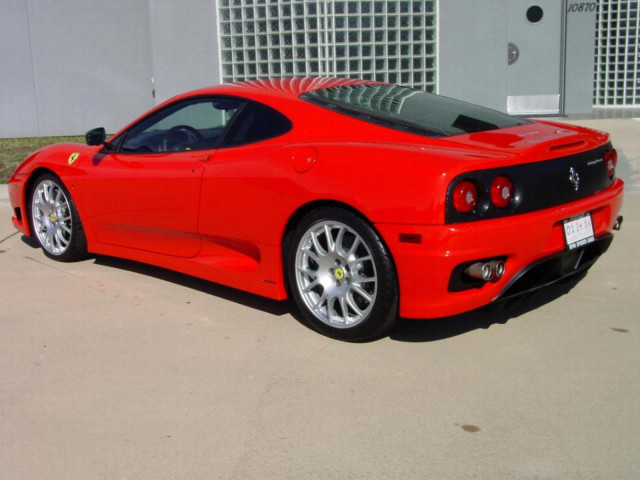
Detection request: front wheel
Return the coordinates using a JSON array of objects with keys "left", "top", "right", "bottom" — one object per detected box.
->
[
  {"left": 29, "top": 174, "right": 87, "bottom": 262},
  {"left": 287, "top": 207, "right": 398, "bottom": 342}
]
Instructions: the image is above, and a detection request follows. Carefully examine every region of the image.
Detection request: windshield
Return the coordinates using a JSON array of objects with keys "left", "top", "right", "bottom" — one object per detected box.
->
[{"left": 301, "top": 84, "right": 530, "bottom": 138}]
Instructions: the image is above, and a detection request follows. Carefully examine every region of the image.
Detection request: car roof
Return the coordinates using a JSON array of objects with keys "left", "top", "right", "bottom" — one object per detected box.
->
[{"left": 176, "top": 77, "right": 376, "bottom": 103}]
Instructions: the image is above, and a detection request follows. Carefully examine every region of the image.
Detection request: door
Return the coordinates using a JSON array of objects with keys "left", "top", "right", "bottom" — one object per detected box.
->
[
  {"left": 78, "top": 96, "right": 243, "bottom": 257},
  {"left": 507, "top": 1, "right": 565, "bottom": 114},
  {"left": 80, "top": 151, "right": 207, "bottom": 257}
]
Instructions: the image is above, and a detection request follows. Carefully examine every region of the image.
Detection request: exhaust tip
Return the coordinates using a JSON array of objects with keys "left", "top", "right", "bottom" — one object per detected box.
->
[
  {"left": 613, "top": 215, "right": 623, "bottom": 231},
  {"left": 465, "top": 262, "right": 494, "bottom": 281},
  {"left": 490, "top": 260, "right": 505, "bottom": 278},
  {"left": 464, "top": 259, "right": 506, "bottom": 282}
]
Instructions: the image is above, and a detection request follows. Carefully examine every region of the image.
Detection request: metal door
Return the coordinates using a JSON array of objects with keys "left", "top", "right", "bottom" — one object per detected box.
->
[{"left": 507, "top": 1, "right": 565, "bottom": 114}]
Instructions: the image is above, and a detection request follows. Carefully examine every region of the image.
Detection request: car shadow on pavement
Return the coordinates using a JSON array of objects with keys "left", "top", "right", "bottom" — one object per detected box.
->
[
  {"left": 19, "top": 234, "right": 589, "bottom": 341},
  {"left": 91, "top": 255, "right": 292, "bottom": 317},
  {"left": 390, "top": 273, "right": 587, "bottom": 343},
  {"left": 20, "top": 234, "right": 293, "bottom": 317},
  {"left": 94, "top": 252, "right": 587, "bottom": 344},
  {"left": 20, "top": 234, "right": 40, "bottom": 249}
]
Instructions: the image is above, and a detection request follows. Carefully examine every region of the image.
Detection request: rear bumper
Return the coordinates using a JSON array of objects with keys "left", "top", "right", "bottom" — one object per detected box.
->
[
  {"left": 376, "top": 179, "right": 624, "bottom": 319},
  {"left": 495, "top": 233, "right": 613, "bottom": 300}
]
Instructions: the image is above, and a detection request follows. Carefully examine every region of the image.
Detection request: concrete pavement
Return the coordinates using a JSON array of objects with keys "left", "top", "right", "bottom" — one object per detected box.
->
[{"left": 1, "top": 117, "right": 639, "bottom": 479}]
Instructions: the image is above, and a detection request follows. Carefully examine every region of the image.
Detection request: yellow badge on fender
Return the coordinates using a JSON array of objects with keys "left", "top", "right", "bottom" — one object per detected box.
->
[{"left": 68, "top": 153, "right": 80, "bottom": 165}]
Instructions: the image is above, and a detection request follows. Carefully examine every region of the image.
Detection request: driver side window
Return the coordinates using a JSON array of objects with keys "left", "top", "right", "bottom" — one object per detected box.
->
[{"left": 119, "top": 97, "right": 243, "bottom": 153}]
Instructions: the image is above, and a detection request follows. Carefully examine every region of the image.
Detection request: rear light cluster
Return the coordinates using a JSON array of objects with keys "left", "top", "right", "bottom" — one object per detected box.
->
[
  {"left": 605, "top": 148, "right": 617, "bottom": 178},
  {"left": 490, "top": 176, "right": 515, "bottom": 208},
  {"left": 452, "top": 180, "right": 478, "bottom": 213},
  {"left": 452, "top": 175, "right": 515, "bottom": 214}
]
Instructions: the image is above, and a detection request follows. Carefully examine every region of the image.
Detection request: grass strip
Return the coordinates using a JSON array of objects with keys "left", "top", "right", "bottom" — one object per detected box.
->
[{"left": 0, "top": 136, "right": 84, "bottom": 183}]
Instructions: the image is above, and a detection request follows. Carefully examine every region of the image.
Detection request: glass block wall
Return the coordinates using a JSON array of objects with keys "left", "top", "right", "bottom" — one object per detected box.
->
[
  {"left": 218, "top": 0, "right": 437, "bottom": 91},
  {"left": 594, "top": 0, "right": 640, "bottom": 106}
]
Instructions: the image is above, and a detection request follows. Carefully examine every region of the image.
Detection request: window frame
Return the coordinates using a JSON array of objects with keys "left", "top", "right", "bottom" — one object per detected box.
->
[
  {"left": 107, "top": 95, "right": 293, "bottom": 155},
  {"left": 108, "top": 95, "right": 246, "bottom": 155}
]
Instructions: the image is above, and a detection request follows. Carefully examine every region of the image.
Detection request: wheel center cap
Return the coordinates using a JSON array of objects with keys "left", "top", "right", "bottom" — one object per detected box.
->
[
  {"left": 334, "top": 267, "right": 345, "bottom": 280},
  {"left": 49, "top": 213, "right": 57, "bottom": 222}
]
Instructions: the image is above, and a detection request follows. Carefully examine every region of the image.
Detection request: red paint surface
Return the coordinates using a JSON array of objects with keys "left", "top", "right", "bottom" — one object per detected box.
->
[{"left": 9, "top": 78, "right": 624, "bottom": 318}]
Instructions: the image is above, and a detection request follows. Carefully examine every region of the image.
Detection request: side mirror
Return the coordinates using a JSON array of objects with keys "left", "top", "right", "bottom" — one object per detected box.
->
[{"left": 85, "top": 127, "right": 106, "bottom": 146}]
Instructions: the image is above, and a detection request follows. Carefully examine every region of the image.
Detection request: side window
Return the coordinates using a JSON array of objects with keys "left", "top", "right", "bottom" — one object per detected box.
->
[
  {"left": 221, "top": 102, "right": 292, "bottom": 147},
  {"left": 119, "top": 97, "right": 243, "bottom": 153}
]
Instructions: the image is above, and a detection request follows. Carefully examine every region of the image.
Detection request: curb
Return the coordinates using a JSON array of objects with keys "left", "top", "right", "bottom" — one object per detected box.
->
[{"left": 0, "top": 184, "right": 9, "bottom": 202}]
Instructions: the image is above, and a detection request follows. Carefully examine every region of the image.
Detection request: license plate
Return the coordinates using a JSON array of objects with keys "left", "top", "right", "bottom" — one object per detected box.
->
[{"left": 563, "top": 213, "right": 595, "bottom": 250}]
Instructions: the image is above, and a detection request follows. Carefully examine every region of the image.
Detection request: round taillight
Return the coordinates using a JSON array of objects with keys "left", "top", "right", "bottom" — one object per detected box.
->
[
  {"left": 490, "top": 176, "right": 514, "bottom": 208},
  {"left": 605, "top": 149, "right": 617, "bottom": 177},
  {"left": 453, "top": 180, "right": 478, "bottom": 213}
]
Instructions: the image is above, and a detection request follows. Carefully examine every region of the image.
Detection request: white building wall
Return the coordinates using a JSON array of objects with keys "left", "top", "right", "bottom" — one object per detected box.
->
[
  {"left": 1, "top": 0, "right": 43, "bottom": 137},
  {"left": 437, "top": 0, "right": 509, "bottom": 111},
  {"left": 565, "top": 3, "right": 598, "bottom": 114},
  {"left": 148, "top": 0, "right": 221, "bottom": 104},
  {"left": 1, "top": 0, "right": 155, "bottom": 137},
  {"left": 0, "top": 0, "right": 620, "bottom": 138}
]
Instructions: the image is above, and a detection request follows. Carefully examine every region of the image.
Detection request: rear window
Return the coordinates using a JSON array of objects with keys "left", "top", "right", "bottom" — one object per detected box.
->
[
  {"left": 221, "top": 101, "right": 292, "bottom": 147},
  {"left": 301, "top": 84, "right": 530, "bottom": 138}
]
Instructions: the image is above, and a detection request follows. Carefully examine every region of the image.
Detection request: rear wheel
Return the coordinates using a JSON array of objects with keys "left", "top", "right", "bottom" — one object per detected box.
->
[
  {"left": 287, "top": 207, "right": 398, "bottom": 342},
  {"left": 29, "top": 174, "right": 87, "bottom": 261}
]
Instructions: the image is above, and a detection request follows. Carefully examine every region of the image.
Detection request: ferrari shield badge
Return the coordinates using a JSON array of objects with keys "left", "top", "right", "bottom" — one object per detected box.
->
[{"left": 68, "top": 152, "right": 80, "bottom": 165}]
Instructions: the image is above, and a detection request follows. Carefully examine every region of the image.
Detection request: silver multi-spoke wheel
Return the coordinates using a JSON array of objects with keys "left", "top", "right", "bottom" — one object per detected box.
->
[
  {"left": 294, "top": 220, "right": 378, "bottom": 329},
  {"left": 288, "top": 208, "right": 398, "bottom": 341},
  {"left": 32, "top": 179, "right": 73, "bottom": 256},
  {"left": 29, "top": 174, "right": 86, "bottom": 261}
]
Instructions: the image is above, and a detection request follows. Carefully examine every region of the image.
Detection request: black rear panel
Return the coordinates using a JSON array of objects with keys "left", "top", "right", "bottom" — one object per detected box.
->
[{"left": 445, "top": 143, "right": 614, "bottom": 224}]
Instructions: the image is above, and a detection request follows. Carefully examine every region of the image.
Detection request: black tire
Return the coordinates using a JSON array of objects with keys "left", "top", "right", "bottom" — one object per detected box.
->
[
  {"left": 28, "top": 173, "right": 87, "bottom": 262},
  {"left": 286, "top": 207, "right": 398, "bottom": 342}
]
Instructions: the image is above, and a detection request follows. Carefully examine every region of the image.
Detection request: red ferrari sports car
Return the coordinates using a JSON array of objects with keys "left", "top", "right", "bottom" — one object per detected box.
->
[{"left": 8, "top": 77, "right": 624, "bottom": 341}]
